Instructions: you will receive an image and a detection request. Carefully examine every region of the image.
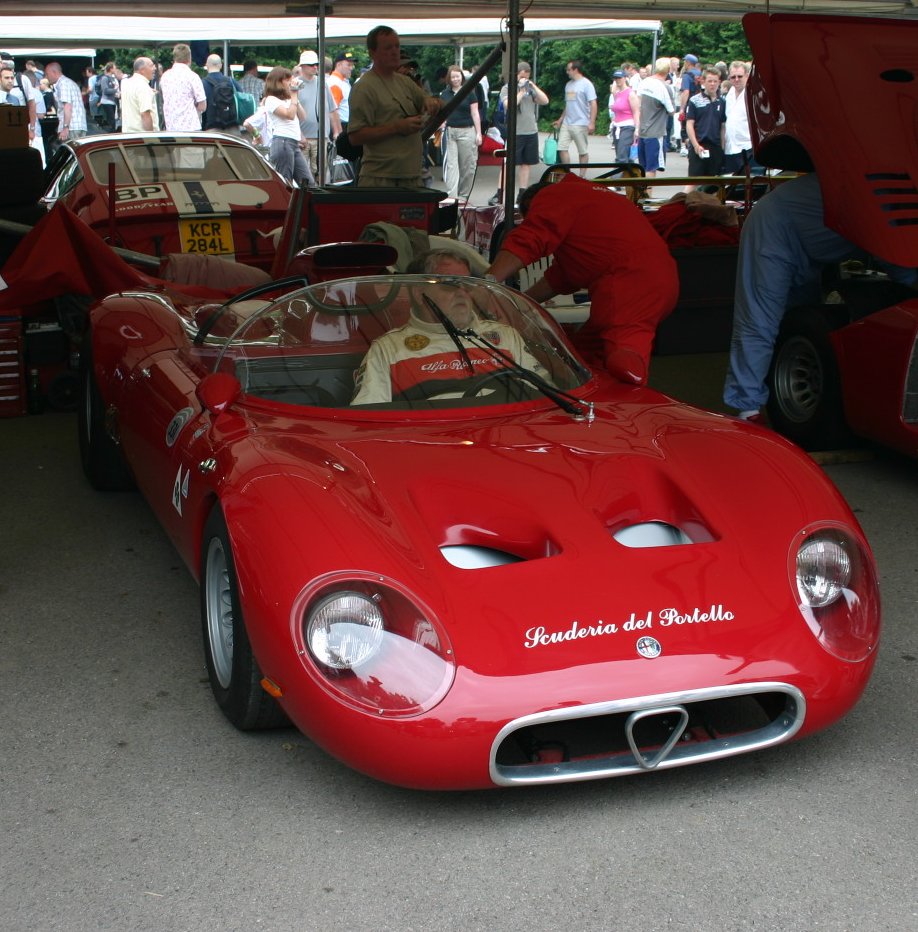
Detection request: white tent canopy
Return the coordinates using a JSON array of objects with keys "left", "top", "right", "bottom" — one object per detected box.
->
[
  {"left": 0, "top": 15, "right": 660, "bottom": 48},
  {"left": 0, "top": 1, "right": 915, "bottom": 20}
]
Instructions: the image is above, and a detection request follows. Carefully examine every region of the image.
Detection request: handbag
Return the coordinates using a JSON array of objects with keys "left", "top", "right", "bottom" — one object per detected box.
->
[
  {"left": 327, "top": 142, "right": 356, "bottom": 186},
  {"left": 335, "top": 129, "right": 363, "bottom": 161},
  {"left": 542, "top": 129, "right": 559, "bottom": 165}
]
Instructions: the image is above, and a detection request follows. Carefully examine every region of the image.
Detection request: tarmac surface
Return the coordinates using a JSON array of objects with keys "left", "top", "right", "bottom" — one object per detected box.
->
[
  {"left": 3, "top": 134, "right": 917, "bottom": 931},
  {"left": 2, "top": 404, "right": 918, "bottom": 931}
]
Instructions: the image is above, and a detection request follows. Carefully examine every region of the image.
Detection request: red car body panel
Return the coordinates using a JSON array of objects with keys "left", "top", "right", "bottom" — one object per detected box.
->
[
  {"left": 831, "top": 299, "right": 918, "bottom": 456},
  {"left": 745, "top": 12, "right": 918, "bottom": 268},
  {"left": 45, "top": 133, "right": 291, "bottom": 273},
  {"left": 748, "top": 13, "right": 918, "bottom": 453},
  {"left": 84, "top": 276, "right": 880, "bottom": 789}
]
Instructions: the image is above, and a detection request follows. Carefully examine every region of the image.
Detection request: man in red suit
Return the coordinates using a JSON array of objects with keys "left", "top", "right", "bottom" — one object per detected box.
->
[{"left": 486, "top": 173, "right": 679, "bottom": 384}]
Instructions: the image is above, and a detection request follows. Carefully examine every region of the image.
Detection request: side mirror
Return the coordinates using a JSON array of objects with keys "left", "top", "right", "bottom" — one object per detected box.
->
[{"left": 196, "top": 372, "right": 241, "bottom": 415}]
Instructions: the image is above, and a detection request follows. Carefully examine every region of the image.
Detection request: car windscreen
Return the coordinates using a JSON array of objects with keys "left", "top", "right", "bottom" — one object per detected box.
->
[
  {"left": 87, "top": 141, "right": 275, "bottom": 185},
  {"left": 212, "top": 275, "right": 590, "bottom": 412}
]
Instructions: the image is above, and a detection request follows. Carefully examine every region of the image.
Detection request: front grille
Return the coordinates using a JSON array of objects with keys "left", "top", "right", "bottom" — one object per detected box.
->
[{"left": 490, "top": 683, "right": 804, "bottom": 786}]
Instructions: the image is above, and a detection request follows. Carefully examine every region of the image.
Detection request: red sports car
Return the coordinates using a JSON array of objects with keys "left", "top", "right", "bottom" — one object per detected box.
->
[
  {"left": 80, "top": 272, "right": 880, "bottom": 789},
  {"left": 43, "top": 133, "right": 291, "bottom": 274}
]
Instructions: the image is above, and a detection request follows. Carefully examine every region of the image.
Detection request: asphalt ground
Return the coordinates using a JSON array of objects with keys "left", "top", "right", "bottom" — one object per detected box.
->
[
  {"left": 2, "top": 397, "right": 917, "bottom": 932},
  {"left": 3, "top": 135, "right": 916, "bottom": 931}
]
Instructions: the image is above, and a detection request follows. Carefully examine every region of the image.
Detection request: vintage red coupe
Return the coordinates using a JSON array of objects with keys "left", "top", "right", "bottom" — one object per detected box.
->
[
  {"left": 42, "top": 132, "right": 291, "bottom": 274},
  {"left": 79, "top": 271, "right": 880, "bottom": 788}
]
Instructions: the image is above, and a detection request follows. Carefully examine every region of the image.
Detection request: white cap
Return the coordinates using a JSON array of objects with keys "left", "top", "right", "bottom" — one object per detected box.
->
[{"left": 299, "top": 50, "right": 319, "bottom": 66}]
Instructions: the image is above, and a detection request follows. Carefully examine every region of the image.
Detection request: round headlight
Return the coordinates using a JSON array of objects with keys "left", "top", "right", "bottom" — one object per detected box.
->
[
  {"left": 307, "top": 591, "right": 384, "bottom": 670},
  {"left": 790, "top": 525, "right": 880, "bottom": 663},
  {"left": 296, "top": 574, "right": 456, "bottom": 716},
  {"left": 796, "top": 536, "right": 851, "bottom": 608}
]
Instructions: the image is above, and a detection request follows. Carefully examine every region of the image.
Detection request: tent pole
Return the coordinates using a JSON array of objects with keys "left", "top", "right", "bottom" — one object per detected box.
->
[
  {"left": 501, "top": 0, "right": 522, "bottom": 241},
  {"left": 317, "top": 0, "right": 327, "bottom": 186}
]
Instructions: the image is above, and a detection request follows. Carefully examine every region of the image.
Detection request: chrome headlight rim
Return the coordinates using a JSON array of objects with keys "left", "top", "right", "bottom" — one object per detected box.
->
[
  {"left": 789, "top": 522, "right": 881, "bottom": 663},
  {"left": 292, "top": 571, "right": 456, "bottom": 717}
]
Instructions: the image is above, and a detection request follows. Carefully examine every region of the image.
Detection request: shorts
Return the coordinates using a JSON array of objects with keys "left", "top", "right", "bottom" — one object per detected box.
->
[
  {"left": 515, "top": 133, "right": 540, "bottom": 165},
  {"left": 638, "top": 136, "right": 666, "bottom": 172},
  {"left": 558, "top": 123, "right": 589, "bottom": 157}
]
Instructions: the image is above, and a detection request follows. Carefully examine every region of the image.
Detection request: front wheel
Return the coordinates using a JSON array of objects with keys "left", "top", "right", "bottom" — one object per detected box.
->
[
  {"left": 766, "top": 307, "right": 852, "bottom": 450},
  {"left": 200, "top": 505, "right": 289, "bottom": 730}
]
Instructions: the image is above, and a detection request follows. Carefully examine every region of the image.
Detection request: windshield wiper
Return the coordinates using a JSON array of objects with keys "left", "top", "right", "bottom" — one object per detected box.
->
[
  {"left": 464, "top": 323, "right": 593, "bottom": 420},
  {"left": 422, "top": 294, "right": 475, "bottom": 374}
]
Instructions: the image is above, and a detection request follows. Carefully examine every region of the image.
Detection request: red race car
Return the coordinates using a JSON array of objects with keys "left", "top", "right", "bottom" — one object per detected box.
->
[
  {"left": 42, "top": 132, "right": 291, "bottom": 274},
  {"left": 743, "top": 13, "right": 918, "bottom": 453},
  {"left": 80, "top": 272, "right": 880, "bottom": 789}
]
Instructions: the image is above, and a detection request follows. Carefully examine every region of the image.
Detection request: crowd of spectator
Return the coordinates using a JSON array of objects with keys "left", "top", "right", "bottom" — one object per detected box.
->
[{"left": 0, "top": 42, "right": 757, "bottom": 193}]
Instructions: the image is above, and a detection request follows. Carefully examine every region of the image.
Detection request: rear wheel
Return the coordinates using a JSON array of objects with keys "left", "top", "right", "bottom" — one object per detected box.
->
[
  {"left": 200, "top": 505, "right": 288, "bottom": 730},
  {"left": 766, "top": 307, "right": 852, "bottom": 450},
  {"left": 77, "top": 342, "right": 135, "bottom": 491}
]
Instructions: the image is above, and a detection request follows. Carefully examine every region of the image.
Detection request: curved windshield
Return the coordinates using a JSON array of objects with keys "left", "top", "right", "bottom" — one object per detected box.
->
[
  {"left": 212, "top": 275, "right": 590, "bottom": 412},
  {"left": 87, "top": 139, "right": 275, "bottom": 185}
]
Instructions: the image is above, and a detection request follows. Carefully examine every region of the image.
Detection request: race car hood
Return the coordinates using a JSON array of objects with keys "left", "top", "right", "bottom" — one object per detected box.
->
[
  {"left": 221, "top": 396, "right": 860, "bottom": 685},
  {"left": 744, "top": 12, "right": 918, "bottom": 267}
]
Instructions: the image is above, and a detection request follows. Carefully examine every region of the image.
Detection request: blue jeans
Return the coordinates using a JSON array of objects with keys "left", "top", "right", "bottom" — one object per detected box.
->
[
  {"left": 723, "top": 174, "right": 861, "bottom": 412},
  {"left": 270, "top": 136, "right": 314, "bottom": 187}
]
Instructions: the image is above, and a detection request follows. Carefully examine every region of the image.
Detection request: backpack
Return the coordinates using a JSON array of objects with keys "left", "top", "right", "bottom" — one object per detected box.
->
[
  {"left": 205, "top": 74, "right": 238, "bottom": 128},
  {"left": 234, "top": 90, "right": 256, "bottom": 123}
]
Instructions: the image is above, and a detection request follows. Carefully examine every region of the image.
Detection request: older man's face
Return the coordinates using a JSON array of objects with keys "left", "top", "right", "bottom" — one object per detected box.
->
[
  {"left": 0, "top": 69, "right": 14, "bottom": 92},
  {"left": 728, "top": 66, "right": 748, "bottom": 91}
]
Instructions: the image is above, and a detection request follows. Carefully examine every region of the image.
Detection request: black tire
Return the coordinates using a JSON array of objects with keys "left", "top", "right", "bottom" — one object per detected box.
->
[
  {"left": 200, "top": 505, "right": 289, "bottom": 731},
  {"left": 77, "top": 342, "right": 135, "bottom": 491},
  {"left": 766, "top": 306, "right": 853, "bottom": 450}
]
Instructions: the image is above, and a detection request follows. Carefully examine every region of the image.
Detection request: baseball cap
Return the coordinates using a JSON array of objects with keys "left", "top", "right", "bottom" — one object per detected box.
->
[
  {"left": 299, "top": 50, "right": 319, "bottom": 66},
  {"left": 398, "top": 52, "right": 418, "bottom": 68},
  {"left": 612, "top": 69, "right": 625, "bottom": 78},
  {"left": 684, "top": 54, "right": 699, "bottom": 64},
  {"left": 334, "top": 52, "right": 356, "bottom": 64}
]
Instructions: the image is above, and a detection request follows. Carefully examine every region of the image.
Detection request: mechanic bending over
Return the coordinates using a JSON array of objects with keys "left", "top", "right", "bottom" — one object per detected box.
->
[
  {"left": 486, "top": 173, "right": 679, "bottom": 385},
  {"left": 351, "top": 251, "right": 548, "bottom": 405},
  {"left": 723, "top": 173, "right": 918, "bottom": 420}
]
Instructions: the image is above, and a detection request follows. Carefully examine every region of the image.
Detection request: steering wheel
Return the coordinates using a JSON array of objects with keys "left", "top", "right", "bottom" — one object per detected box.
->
[{"left": 461, "top": 368, "right": 541, "bottom": 401}]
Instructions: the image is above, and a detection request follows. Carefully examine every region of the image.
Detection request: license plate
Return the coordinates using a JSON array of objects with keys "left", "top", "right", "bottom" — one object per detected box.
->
[{"left": 179, "top": 218, "right": 234, "bottom": 256}]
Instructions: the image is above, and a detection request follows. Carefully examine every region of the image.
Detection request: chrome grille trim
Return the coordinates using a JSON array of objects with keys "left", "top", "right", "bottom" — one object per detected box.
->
[{"left": 489, "top": 682, "right": 805, "bottom": 787}]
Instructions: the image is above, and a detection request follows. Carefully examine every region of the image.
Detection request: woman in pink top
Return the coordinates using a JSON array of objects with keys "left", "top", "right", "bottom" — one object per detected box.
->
[{"left": 608, "top": 70, "right": 640, "bottom": 163}]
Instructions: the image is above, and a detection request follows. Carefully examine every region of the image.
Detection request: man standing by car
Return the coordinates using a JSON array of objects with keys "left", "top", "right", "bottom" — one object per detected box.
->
[
  {"left": 327, "top": 51, "right": 355, "bottom": 133},
  {"left": 685, "top": 67, "right": 726, "bottom": 182},
  {"left": 486, "top": 173, "right": 679, "bottom": 386},
  {"left": 723, "top": 173, "right": 918, "bottom": 421},
  {"left": 723, "top": 61, "right": 759, "bottom": 175},
  {"left": 238, "top": 60, "right": 264, "bottom": 102},
  {"left": 120, "top": 57, "right": 159, "bottom": 133},
  {"left": 202, "top": 54, "right": 241, "bottom": 134},
  {"left": 347, "top": 25, "right": 441, "bottom": 187},
  {"left": 553, "top": 60, "right": 596, "bottom": 177},
  {"left": 637, "top": 58, "right": 675, "bottom": 179},
  {"left": 297, "top": 50, "right": 341, "bottom": 182},
  {"left": 160, "top": 43, "right": 206, "bottom": 132},
  {"left": 499, "top": 62, "right": 549, "bottom": 198},
  {"left": 45, "top": 61, "right": 87, "bottom": 144}
]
